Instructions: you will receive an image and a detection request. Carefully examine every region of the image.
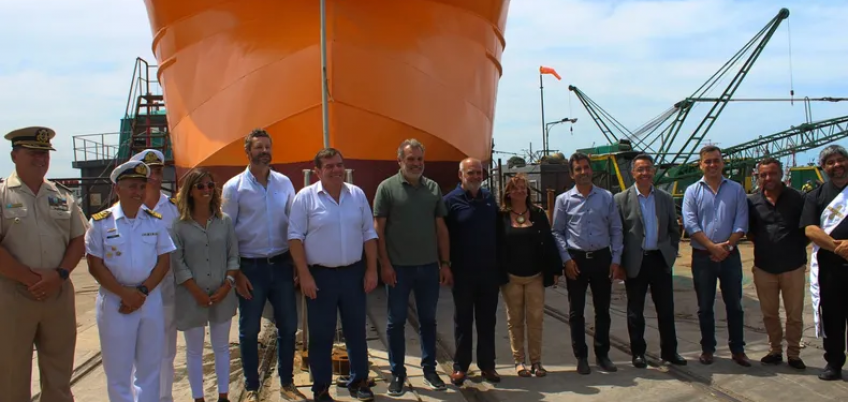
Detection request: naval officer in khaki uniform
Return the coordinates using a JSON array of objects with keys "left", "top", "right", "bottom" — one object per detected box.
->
[
  {"left": 129, "top": 149, "right": 180, "bottom": 401},
  {"left": 0, "top": 126, "right": 88, "bottom": 402},
  {"left": 85, "top": 160, "right": 177, "bottom": 402}
]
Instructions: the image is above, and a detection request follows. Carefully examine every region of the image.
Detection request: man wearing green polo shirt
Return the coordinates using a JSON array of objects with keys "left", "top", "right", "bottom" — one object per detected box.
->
[{"left": 374, "top": 138, "right": 453, "bottom": 397}]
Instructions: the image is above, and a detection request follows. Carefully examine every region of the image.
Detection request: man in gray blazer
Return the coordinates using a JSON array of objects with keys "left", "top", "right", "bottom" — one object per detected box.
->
[{"left": 614, "top": 154, "right": 687, "bottom": 368}]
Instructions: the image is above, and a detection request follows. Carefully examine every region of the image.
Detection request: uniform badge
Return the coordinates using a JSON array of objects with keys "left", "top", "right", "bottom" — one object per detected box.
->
[
  {"left": 6, "top": 203, "right": 23, "bottom": 209},
  {"left": 106, "top": 252, "right": 113, "bottom": 258},
  {"left": 13, "top": 218, "right": 20, "bottom": 224},
  {"left": 116, "top": 251, "right": 122, "bottom": 256}
]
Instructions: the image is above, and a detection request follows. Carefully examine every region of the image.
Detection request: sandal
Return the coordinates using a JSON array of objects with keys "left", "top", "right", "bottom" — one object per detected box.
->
[
  {"left": 531, "top": 362, "right": 548, "bottom": 377},
  {"left": 515, "top": 362, "right": 531, "bottom": 377}
]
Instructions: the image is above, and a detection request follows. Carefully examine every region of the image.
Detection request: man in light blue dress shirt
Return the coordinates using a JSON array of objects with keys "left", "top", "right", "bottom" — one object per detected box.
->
[
  {"left": 221, "top": 129, "right": 305, "bottom": 402},
  {"left": 551, "top": 152, "right": 624, "bottom": 375},
  {"left": 681, "top": 145, "right": 751, "bottom": 367},
  {"left": 288, "top": 148, "right": 379, "bottom": 402}
]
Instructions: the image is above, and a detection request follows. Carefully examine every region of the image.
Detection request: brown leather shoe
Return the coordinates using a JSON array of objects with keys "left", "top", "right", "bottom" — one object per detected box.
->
[
  {"left": 699, "top": 352, "right": 714, "bottom": 365},
  {"left": 449, "top": 370, "right": 467, "bottom": 386},
  {"left": 480, "top": 369, "right": 501, "bottom": 383},
  {"left": 732, "top": 353, "right": 751, "bottom": 367}
]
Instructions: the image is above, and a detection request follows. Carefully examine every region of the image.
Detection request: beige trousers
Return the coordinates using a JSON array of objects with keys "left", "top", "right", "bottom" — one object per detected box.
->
[
  {"left": 0, "top": 278, "right": 77, "bottom": 402},
  {"left": 501, "top": 273, "right": 545, "bottom": 364},
  {"left": 752, "top": 266, "right": 805, "bottom": 358}
]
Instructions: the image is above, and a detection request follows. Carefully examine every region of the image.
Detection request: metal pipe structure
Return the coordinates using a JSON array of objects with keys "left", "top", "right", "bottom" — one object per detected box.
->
[{"left": 320, "top": 0, "right": 330, "bottom": 148}]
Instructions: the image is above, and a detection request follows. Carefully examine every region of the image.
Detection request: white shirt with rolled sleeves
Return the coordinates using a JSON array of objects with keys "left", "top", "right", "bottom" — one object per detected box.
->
[
  {"left": 287, "top": 181, "right": 378, "bottom": 267},
  {"left": 222, "top": 168, "right": 296, "bottom": 258},
  {"left": 84, "top": 204, "right": 177, "bottom": 289}
]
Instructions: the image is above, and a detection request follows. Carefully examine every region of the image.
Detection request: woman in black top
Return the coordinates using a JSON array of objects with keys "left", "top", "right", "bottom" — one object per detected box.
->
[{"left": 496, "top": 173, "right": 563, "bottom": 378}]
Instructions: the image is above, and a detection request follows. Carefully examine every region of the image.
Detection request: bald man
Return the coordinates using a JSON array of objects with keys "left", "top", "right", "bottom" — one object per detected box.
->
[{"left": 442, "top": 158, "right": 502, "bottom": 385}]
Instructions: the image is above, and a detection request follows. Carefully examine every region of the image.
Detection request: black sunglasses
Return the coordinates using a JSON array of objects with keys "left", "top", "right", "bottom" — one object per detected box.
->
[{"left": 195, "top": 182, "right": 216, "bottom": 190}]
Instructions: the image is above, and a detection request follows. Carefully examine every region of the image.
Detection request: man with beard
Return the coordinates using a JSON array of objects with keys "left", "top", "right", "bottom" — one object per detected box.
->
[
  {"left": 682, "top": 145, "right": 750, "bottom": 366},
  {"left": 221, "top": 129, "right": 304, "bottom": 401},
  {"left": 551, "top": 152, "right": 623, "bottom": 374},
  {"left": 747, "top": 157, "right": 808, "bottom": 370},
  {"left": 0, "top": 127, "right": 88, "bottom": 402},
  {"left": 614, "top": 154, "right": 687, "bottom": 368},
  {"left": 85, "top": 160, "right": 177, "bottom": 402},
  {"left": 443, "top": 158, "right": 501, "bottom": 386},
  {"left": 801, "top": 144, "right": 848, "bottom": 381},
  {"left": 374, "top": 138, "right": 453, "bottom": 396},
  {"left": 129, "top": 149, "right": 180, "bottom": 401},
  {"left": 289, "top": 148, "right": 379, "bottom": 401}
]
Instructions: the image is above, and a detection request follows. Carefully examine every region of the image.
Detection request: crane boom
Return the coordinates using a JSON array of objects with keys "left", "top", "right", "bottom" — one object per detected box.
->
[
  {"left": 655, "top": 8, "right": 791, "bottom": 179},
  {"left": 663, "top": 115, "right": 848, "bottom": 184}
]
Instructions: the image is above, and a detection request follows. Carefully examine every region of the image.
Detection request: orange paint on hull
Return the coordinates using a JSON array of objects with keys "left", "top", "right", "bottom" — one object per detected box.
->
[{"left": 143, "top": 0, "right": 509, "bottom": 190}]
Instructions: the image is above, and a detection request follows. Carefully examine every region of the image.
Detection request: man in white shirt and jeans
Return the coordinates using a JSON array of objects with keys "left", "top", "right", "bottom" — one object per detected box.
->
[
  {"left": 289, "top": 148, "right": 379, "bottom": 402},
  {"left": 221, "top": 128, "right": 305, "bottom": 402}
]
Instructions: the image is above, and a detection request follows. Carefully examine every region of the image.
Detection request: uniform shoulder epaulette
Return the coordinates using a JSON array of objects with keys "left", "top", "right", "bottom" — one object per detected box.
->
[
  {"left": 169, "top": 197, "right": 177, "bottom": 205},
  {"left": 92, "top": 210, "right": 112, "bottom": 221},
  {"left": 144, "top": 209, "right": 163, "bottom": 219}
]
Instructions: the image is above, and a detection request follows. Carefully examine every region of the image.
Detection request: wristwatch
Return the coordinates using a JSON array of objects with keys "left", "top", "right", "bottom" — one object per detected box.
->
[
  {"left": 136, "top": 285, "right": 149, "bottom": 296},
  {"left": 56, "top": 268, "right": 70, "bottom": 281},
  {"left": 440, "top": 261, "right": 451, "bottom": 269},
  {"left": 226, "top": 275, "right": 236, "bottom": 287}
]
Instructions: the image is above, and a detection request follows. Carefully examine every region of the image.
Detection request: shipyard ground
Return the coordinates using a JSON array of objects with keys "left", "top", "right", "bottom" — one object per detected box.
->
[{"left": 38, "top": 241, "right": 848, "bottom": 401}]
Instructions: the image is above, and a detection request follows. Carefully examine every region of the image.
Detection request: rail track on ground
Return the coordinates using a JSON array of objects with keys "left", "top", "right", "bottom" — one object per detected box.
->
[{"left": 545, "top": 286, "right": 753, "bottom": 402}]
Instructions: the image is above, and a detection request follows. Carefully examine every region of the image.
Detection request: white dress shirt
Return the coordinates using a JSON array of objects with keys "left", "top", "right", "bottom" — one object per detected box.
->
[
  {"left": 84, "top": 203, "right": 177, "bottom": 289},
  {"left": 222, "top": 167, "right": 296, "bottom": 258},
  {"left": 288, "top": 181, "right": 378, "bottom": 267}
]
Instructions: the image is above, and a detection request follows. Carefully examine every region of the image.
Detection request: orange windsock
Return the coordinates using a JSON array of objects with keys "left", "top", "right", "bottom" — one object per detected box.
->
[{"left": 539, "top": 65, "right": 561, "bottom": 80}]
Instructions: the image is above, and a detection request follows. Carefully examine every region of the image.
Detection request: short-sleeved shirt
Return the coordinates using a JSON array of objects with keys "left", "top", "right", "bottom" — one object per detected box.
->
[
  {"left": 747, "top": 185, "right": 807, "bottom": 273},
  {"left": 0, "top": 172, "right": 88, "bottom": 272},
  {"left": 373, "top": 171, "right": 447, "bottom": 266},
  {"left": 150, "top": 192, "right": 180, "bottom": 305},
  {"left": 800, "top": 180, "right": 848, "bottom": 267},
  {"left": 84, "top": 203, "right": 177, "bottom": 289}
]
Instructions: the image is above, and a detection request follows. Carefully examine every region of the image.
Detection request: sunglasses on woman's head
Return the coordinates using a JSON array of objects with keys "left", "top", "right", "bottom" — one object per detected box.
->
[{"left": 195, "top": 182, "right": 215, "bottom": 190}]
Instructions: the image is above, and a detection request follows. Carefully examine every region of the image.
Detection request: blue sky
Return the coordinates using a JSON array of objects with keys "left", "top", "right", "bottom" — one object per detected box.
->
[{"left": 1, "top": 0, "right": 846, "bottom": 179}]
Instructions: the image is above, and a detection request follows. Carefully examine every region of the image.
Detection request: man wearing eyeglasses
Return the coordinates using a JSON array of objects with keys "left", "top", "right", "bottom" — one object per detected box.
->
[
  {"left": 681, "top": 145, "right": 750, "bottom": 367},
  {"left": 747, "top": 157, "right": 807, "bottom": 370},
  {"left": 129, "top": 149, "right": 180, "bottom": 401}
]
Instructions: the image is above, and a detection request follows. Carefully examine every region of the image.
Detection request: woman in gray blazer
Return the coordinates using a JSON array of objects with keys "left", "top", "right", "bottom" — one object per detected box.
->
[{"left": 172, "top": 168, "right": 240, "bottom": 402}]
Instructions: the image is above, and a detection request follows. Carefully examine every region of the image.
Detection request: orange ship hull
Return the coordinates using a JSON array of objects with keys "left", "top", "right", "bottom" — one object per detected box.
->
[{"left": 142, "top": 0, "right": 510, "bottom": 194}]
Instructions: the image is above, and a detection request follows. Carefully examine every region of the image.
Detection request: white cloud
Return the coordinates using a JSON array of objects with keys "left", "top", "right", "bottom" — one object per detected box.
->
[{"left": 0, "top": 0, "right": 845, "bottom": 179}]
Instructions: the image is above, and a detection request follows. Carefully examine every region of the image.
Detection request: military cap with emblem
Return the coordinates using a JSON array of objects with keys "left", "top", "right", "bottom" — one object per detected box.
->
[
  {"left": 4, "top": 126, "right": 56, "bottom": 151},
  {"left": 130, "top": 149, "right": 165, "bottom": 167},
  {"left": 110, "top": 160, "right": 151, "bottom": 184}
]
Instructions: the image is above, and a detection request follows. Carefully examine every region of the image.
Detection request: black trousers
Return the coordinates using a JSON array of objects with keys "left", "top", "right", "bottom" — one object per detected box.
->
[
  {"left": 819, "top": 262, "right": 848, "bottom": 369},
  {"left": 452, "top": 272, "right": 500, "bottom": 371},
  {"left": 566, "top": 248, "right": 612, "bottom": 358},
  {"left": 625, "top": 251, "right": 678, "bottom": 357}
]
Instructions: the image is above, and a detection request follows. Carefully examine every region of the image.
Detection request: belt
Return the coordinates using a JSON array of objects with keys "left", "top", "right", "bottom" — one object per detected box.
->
[
  {"left": 567, "top": 248, "right": 610, "bottom": 260},
  {"left": 310, "top": 260, "right": 361, "bottom": 270},
  {"left": 643, "top": 249, "right": 662, "bottom": 256},
  {"left": 240, "top": 251, "right": 290, "bottom": 264}
]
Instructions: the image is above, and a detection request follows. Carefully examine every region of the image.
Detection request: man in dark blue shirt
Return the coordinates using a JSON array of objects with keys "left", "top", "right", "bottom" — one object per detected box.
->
[{"left": 443, "top": 158, "right": 501, "bottom": 385}]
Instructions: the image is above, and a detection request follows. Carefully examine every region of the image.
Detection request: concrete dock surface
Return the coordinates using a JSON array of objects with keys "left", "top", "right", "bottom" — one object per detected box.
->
[{"left": 34, "top": 241, "right": 848, "bottom": 401}]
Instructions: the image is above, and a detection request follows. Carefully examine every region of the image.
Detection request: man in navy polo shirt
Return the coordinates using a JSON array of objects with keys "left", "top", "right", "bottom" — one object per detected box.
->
[{"left": 443, "top": 157, "right": 501, "bottom": 385}]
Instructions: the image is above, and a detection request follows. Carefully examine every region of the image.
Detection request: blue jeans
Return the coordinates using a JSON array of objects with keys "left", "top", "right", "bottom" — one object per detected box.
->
[
  {"left": 238, "top": 255, "right": 298, "bottom": 391},
  {"left": 692, "top": 250, "right": 745, "bottom": 354},
  {"left": 306, "top": 262, "right": 369, "bottom": 392},
  {"left": 386, "top": 263, "right": 440, "bottom": 376}
]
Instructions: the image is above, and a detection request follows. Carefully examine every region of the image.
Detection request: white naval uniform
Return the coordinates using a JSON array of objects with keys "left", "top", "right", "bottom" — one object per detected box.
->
[
  {"left": 150, "top": 193, "right": 179, "bottom": 402},
  {"left": 84, "top": 204, "right": 177, "bottom": 402}
]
